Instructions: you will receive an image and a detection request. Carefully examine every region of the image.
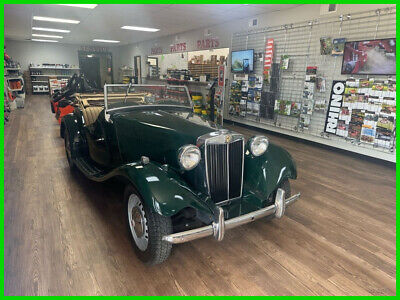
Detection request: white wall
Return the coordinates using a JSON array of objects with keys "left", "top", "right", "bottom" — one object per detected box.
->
[
  {"left": 115, "top": 4, "right": 396, "bottom": 78},
  {"left": 151, "top": 52, "right": 188, "bottom": 76},
  {"left": 5, "top": 40, "right": 80, "bottom": 71},
  {"left": 5, "top": 4, "right": 395, "bottom": 82},
  {"left": 5, "top": 39, "right": 120, "bottom": 82}
]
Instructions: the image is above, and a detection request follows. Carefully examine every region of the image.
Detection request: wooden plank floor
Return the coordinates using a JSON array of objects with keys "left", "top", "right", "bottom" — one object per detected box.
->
[{"left": 5, "top": 95, "right": 396, "bottom": 296}]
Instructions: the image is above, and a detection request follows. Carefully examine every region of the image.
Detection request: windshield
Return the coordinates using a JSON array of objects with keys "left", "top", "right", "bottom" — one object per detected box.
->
[{"left": 104, "top": 84, "right": 192, "bottom": 111}]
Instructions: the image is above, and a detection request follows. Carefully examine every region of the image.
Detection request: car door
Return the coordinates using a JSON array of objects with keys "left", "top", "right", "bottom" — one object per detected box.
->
[{"left": 84, "top": 116, "right": 111, "bottom": 167}]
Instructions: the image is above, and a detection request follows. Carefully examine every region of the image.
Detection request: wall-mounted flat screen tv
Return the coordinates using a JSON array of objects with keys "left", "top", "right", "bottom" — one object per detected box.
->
[
  {"left": 231, "top": 49, "right": 254, "bottom": 73},
  {"left": 341, "top": 38, "right": 396, "bottom": 75}
]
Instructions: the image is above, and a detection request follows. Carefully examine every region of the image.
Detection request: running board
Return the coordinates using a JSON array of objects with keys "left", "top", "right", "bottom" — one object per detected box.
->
[{"left": 75, "top": 157, "right": 108, "bottom": 179}]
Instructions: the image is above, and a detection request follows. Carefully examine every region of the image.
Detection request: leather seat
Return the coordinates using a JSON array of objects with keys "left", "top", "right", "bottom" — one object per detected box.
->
[{"left": 82, "top": 106, "right": 103, "bottom": 126}]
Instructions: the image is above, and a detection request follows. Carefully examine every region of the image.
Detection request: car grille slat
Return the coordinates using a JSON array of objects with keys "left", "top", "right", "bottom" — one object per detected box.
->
[
  {"left": 207, "top": 143, "right": 228, "bottom": 203},
  {"left": 229, "top": 140, "right": 243, "bottom": 199},
  {"left": 205, "top": 136, "right": 244, "bottom": 204}
]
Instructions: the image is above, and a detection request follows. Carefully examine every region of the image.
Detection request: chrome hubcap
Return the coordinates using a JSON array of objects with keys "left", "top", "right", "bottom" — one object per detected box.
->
[
  {"left": 132, "top": 207, "right": 144, "bottom": 237},
  {"left": 127, "top": 194, "right": 148, "bottom": 251}
]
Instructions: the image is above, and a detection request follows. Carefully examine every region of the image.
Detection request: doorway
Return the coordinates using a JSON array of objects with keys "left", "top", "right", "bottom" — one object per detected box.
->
[
  {"left": 147, "top": 56, "right": 159, "bottom": 79},
  {"left": 134, "top": 55, "right": 141, "bottom": 84},
  {"left": 78, "top": 51, "right": 114, "bottom": 89},
  {"left": 79, "top": 55, "right": 101, "bottom": 89}
]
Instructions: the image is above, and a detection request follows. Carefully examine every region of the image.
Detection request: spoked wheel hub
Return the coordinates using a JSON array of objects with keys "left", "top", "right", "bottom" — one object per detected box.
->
[
  {"left": 132, "top": 207, "right": 144, "bottom": 237},
  {"left": 127, "top": 194, "right": 149, "bottom": 251}
]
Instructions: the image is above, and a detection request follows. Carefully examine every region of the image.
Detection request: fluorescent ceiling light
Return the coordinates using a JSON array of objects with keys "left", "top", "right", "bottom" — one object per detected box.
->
[
  {"left": 58, "top": 4, "right": 98, "bottom": 9},
  {"left": 87, "top": 54, "right": 94, "bottom": 58},
  {"left": 93, "top": 39, "right": 120, "bottom": 43},
  {"left": 32, "top": 33, "right": 63, "bottom": 39},
  {"left": 32, "top": 27, "right": 70, "bottom": 33},
  {"left": 121, "top": 25, "right": 160, "bottom": 32},
  {"left": 31, "top": 39, "right": 59, "bottom": 43},
  {"left": 33, "top": 16, "right": 80, "bottom": 24}
]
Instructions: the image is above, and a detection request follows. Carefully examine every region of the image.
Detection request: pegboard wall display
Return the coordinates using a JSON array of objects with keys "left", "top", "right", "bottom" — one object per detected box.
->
[{"left": 226, "top": 7, "right": 396, "bottom": 162}]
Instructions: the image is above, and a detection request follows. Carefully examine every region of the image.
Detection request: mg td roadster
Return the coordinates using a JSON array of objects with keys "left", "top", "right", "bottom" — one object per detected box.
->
[
  {"left": 51, "top": 74, "right": 100, "bottom": 124},
  {"left": 61, "top": 84, "right": 300, "bottom": 265}
]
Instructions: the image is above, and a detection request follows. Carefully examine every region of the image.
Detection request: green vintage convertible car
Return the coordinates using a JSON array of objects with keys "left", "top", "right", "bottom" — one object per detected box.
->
[{"left": 61, "top": 84, "right": 300, "bottom": 265}]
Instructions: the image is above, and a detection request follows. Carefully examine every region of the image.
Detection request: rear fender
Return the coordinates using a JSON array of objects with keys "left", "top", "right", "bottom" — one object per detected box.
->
[
  {"left": 58, "top": 105, "right": 75, "bottom": 124},
  {"left": 244, "top": 143, "right": 297, "bottom": 200},
  {"left": 61, "top": 113, "right": 79, "bottom": 155},
  {"left": 116, "top": 162, "right": 214, "bottom": 218}
]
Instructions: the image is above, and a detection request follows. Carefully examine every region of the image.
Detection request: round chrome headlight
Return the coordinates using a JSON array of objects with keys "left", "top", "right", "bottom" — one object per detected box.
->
[
  {"left": 178, "top": 145, "right": 201, "bottom": 170},
  {"left": 250, "top": 136, "right": 269, "bottom": 156}
]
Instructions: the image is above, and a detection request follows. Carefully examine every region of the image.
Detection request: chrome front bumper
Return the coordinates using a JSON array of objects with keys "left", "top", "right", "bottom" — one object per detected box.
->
[{"left": 162, "top": 188, "right": 300, "bottom": 244}]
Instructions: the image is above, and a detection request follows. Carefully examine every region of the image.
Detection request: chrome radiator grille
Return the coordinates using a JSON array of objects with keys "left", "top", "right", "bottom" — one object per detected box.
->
[{"left": 203, "top": 133, "right": 244, "bottom": 204}]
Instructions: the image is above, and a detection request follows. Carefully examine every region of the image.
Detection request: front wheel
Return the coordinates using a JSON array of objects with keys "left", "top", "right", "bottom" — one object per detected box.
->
[{"left": 124, "top": 185, "right": 172, "bottom": 265}]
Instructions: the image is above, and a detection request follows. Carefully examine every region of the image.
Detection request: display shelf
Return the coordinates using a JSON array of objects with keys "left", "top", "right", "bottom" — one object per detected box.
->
[
  {"left": 147, "top": 77, "right": 209, "bottom": 86},
  {"left": 119, "top": 67, "right": 134, "bottom": 83},
  {"left": 5, "top": 67, "right": 21, "bottom": 71},
  {"left": 188, "top": 63, "right": 219, "bottom": 77},
  {"left": 30, "top": 74, "right": 73, "bottom": 77},
  {"left": 226, "top": 115, "right": 395, "bottom": 163},
  {"left": 29, "top": 63, "right": 79, "bottom": 94},
  {"left": 166, "top": 78, "right": 209, "bottom": 85},
  {"left": 29, "top": 67, "right": 79, "bottom": 70},
  {"left": 5, "top": 75, "right": 25, "bottom": 106},
  {"left": 9, "top": 87, "right": 23, "bottom": 92},
  {"left": 120, "top": 67, "right": 134, "bottom": 72},
  {"left": 227, "top": 7, "right": 396, "bottom": 162}
]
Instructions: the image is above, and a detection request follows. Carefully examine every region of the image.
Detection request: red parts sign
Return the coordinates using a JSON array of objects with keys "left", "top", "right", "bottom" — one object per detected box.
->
[
  {"left": 170, "top": 43, "right": 187, "bottom": 53},
  {"left": 197, "top": 38, "right": 219, "bottom": 50}
]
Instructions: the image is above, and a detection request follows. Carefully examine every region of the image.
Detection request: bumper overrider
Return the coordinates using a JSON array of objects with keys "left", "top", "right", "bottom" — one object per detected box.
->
[{"left": 163, "top": 188, "right": 300, "bottom": 244}]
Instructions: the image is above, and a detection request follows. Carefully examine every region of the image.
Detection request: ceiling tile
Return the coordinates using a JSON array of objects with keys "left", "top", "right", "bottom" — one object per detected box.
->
[{"left": 5, "top": 4, "right": 304, "bottom": 46}]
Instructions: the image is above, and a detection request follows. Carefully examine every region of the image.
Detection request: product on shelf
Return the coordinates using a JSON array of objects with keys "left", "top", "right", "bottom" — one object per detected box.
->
[
  {"left": 264, "top": 39, "right": 274, "bottom": 71},
  {"left": 299, "top": 66, "right": 317, "bottom": 129},
  {"left": 4, "top": 48, "right": 25, "bottom": 107},
  {"left": 29, "top": 63, "right": 79, "bottom": 94},
  {"left": 320, "top": 37, "right": 333, "bottom": 55},
  {"left": 191, "top": 92, "right": 203, "bottom": 115},
  {"left": 280, "top": 55, "right": 290, "bottom": 70},
  {"left": 332, "top": 38, "right": 346, "bottom": 56},
  {"left": 325, "top": 78, "right": 396, "bottom": 150},
  {"left": 228, "top": 80, "right": 243, "bottom": 117},
  {"left": 4, "top": 50, "right": 21, "bottom": 69}
]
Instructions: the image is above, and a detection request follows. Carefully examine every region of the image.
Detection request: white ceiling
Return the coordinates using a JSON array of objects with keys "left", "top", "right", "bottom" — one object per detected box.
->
[{"left": 5, "top": 4, "right": 301, "bottom": 46}]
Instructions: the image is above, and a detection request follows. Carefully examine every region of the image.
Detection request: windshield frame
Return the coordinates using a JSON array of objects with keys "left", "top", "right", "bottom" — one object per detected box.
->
[{"left": 103, "top": 84, "right": 193, "bottom": 116}]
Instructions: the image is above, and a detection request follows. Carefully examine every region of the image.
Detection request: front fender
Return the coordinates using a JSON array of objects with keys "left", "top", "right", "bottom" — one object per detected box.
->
[
  {"left": 117, "top": 162, "right": 214, "bottom": 217},
  {"left": 244, "top": 143, "right": 297, "bottom": 200}
]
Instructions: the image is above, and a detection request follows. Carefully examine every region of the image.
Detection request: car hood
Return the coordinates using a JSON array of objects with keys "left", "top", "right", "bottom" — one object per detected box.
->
[{"left": 112, "top": 109, "right": 217, "bottom": 167}]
